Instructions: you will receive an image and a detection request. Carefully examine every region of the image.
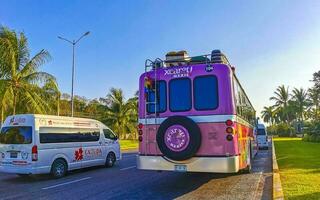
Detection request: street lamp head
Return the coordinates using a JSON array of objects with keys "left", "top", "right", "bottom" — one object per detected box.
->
[
  {"left": 84, "top": 31, "right": 90, "bottom": 36},
  {"left": 57, "top": 36, "right": 73, "bottom": 44}
]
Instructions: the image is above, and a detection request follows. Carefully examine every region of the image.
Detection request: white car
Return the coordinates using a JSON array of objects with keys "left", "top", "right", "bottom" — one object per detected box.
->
[
  {"left": 256, "top": 123, "right": 268, "bottom": 149},
  {"left": 0, "top": 114, "right": 121, "bottom": 178}
]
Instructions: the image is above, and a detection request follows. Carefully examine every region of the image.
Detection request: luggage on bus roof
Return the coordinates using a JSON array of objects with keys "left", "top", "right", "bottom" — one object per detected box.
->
[
  {"left": 160, "top": 49, "right": 230, "bottom": 67},
  {"left": 211, "top": 49, "right": 228, "bottom": 64},
  {"left": 165, "top": 50, "right": 190, "bottom": 67},
  {"left": 189, "top": 56, "right": 210, "bottom": 63}
]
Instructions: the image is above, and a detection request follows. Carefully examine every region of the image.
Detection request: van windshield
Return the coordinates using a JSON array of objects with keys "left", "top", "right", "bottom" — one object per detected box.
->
[
  {"left": 0, "top": 126, "right": 32, "bottom": 144},
  {"left": 257, "top": 129, "right": 266, "bottom": 135}
]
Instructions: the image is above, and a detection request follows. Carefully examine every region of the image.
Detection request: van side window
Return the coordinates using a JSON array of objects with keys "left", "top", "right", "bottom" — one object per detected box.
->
[
  {"left": 39, "top": 128, "right": 100, "bottom": 143},
  {"left": 103, "top": 129, "right": 117, "bottom": 140}
]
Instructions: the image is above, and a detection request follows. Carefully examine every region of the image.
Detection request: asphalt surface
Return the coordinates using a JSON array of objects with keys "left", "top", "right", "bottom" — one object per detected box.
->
[{"left": 0, "top": 143, "right": 272, "bottom": 200}]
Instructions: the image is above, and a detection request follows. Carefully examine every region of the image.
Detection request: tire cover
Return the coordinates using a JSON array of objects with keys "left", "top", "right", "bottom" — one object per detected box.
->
[{"left": 156, "top": 116, "right": 201, "bottom": 161}]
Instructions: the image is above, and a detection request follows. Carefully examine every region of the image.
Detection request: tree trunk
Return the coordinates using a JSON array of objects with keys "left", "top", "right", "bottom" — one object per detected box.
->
[
  {"left": 1, "top": 106, "right": 3, "bottom": 125},
  {"left": 13, "top": 93, "right": 17, "bottom": 115},
  {"left": 57, "top": 95, "right": 60, "bottom": 116},
  {"left": 316, "top": 104, "right": 319, "bottom": 122},
  {"left": 286, "top": 113, "right": 293, "bottom": 137}
]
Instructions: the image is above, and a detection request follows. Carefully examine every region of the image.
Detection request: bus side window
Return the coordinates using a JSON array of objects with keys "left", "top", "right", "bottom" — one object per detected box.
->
[
  {"left": 233, "top": 77, "right": 255, "bottom": 126},
  {"left": 234, "top": 79, "right": 242, "bottom": 115},
  {"left": 103, "top": 129, "right": 117, "bottom": 140}
]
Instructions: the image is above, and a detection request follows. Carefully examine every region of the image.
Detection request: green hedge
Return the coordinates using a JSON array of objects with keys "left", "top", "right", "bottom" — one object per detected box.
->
[
  {"left": 302, "top": 134, "right": 320, "bottom": 143},
  {"left": 267, "top": 123, "right": 294, "bottom": 137}
]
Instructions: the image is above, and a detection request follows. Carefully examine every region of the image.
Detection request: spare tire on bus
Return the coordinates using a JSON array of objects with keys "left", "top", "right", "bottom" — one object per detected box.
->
[{"left": 156, "top": 116, "right": 201, "bottom": 161}]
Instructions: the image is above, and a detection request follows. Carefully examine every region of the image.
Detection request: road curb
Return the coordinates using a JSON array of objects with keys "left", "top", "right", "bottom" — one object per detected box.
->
[{"left": 272, "top": 137, "right": 284, "bottom": 200}]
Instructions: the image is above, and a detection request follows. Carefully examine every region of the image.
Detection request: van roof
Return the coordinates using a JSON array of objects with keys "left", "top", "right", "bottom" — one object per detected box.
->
[
  {"left": 8, "top": 114, "right": 100, "bottom": 122},
  {"left": 3, "top": 114, "right": 105, "bottom": 129}
]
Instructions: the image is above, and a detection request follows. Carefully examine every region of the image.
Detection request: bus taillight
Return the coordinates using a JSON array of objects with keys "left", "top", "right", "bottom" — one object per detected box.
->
[
  {"left": 32, "top": 145, "right": 38, "bottom": 161},
  {"left": 138, "top": 123, "right": 143, "bottom": 130},
  {"left": 226, "top": 127, "right": 234, "bottom": 134},
  {"left": 226, "top": 134, "right": 233, "bottom": 141},
  {"left": 225, "top": 120, "right": 233, "bottom": 126}
]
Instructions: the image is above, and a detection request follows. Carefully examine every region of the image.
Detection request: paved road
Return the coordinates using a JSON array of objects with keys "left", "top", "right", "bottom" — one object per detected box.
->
[{"left": 0, "top": 144, "right": 272, "bottom": 200}]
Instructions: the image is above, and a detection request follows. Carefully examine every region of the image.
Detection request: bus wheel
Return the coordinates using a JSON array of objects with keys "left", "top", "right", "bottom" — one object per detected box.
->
[
  {"left": 105, "top": 152, "right": 116, "bottom": 168},
  {"left": 51, "top": 159, "right": 67, "bottom": 178}
]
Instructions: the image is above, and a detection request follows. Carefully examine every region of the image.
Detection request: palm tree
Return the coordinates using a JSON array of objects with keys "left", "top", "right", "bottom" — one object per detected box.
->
[
  {"left": 270, "top": 85, "right": 290, "bottom": 123},
  {"left": 312, "top": 70, "right": 320, "bottom": 90},
  {"left": 84, "top": 99, "right": 105, "bottom": 119},
  {"left": 261, "top": 106, "right": 274, "bottom": 124},
  {"left": 308, "top": 87, "right": 320, "bottom": 121},
  {"left": 101, "top": 88, "right": 137, "bottom": 139},
  {"left": 0, "top": 26, "right": 57, "bottom": 117},
  {"left": 291, "top": 88, "right": 309, "bottom": 122},
  {"left": 42, "top": 79, "right": 61, "bottom": 115}
]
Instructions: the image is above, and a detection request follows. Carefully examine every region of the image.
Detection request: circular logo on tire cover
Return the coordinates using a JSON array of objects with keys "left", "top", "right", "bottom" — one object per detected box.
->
[{"left": 164, "top": 125, "right": 190, "bottom": 152}]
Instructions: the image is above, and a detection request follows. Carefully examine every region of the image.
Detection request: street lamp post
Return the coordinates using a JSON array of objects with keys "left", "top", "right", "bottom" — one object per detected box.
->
[{"left": 58, "top": 31, "right": 90, "bottom": 117}]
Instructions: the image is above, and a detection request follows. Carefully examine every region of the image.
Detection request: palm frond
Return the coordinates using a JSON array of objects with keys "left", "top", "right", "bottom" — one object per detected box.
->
[
  {"left": 20, "top": 49, "right": 51, "bottom": 77},
  {"left": 22, "top": 71, "right": 55, "bottom": 85}
]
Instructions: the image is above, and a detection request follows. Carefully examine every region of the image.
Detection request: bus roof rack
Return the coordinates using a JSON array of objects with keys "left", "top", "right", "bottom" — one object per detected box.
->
[{"left": 145, "top": 49, "right": 231, "bottom": 71}]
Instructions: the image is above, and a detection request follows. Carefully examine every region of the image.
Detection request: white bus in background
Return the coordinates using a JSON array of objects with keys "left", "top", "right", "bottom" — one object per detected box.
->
[
  {"left": 257, "top": 123, "right": 268, "bottom": 149},
  {"left": 0, "top": 114, "right": 121, "bottom": 178}
]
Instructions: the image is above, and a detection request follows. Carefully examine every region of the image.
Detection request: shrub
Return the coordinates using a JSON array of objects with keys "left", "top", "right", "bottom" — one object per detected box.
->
[
  {"left": 303, "top": 133, "right": 320, "bottom": 143},
  {"left": 267, "top": 125, "right": 278, "bottom": 135},
  {"left": 316, "top": 135, "right": 320, "bottom": 142},
  {"left": 310, "top": 134, "right": 317, "bottom": 142},
  {"left": 303, "top": 134, "right": 310, "bottom": 141},
  {"left": 275, "top": 123, "right": 293, "bottom": 137}
]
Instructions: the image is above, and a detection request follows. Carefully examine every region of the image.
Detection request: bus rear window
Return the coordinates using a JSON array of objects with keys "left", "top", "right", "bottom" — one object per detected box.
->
[
  {"left": 169, "top": 78, "right": 192, "bottom": 112},
  {"left": 0, "top": 126, "right": 32, "bottom": 144},
  {"left": 194, "top": 76, "right": 219, "bottom": 110},
  {"left": 147, "top": 81, "right": 166, "bottom": 113}
]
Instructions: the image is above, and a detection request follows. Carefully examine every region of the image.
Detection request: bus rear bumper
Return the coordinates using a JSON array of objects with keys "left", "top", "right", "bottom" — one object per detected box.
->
[{"left": 137, "top": 155, "right": 239, "bottom": 173}]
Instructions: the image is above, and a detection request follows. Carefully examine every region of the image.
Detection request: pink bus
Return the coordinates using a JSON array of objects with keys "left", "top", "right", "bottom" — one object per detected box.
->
[{"left": 137, "top": 50, "right": 257, "bottom": 173}]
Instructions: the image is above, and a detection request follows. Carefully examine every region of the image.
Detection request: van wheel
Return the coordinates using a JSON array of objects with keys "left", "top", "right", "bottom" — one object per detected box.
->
[
  {"left": 51, "top": 159, "right": 67, "bottom": 178},
  {"left": 105, "top": 153, "right": 116, "bottom": 168}
]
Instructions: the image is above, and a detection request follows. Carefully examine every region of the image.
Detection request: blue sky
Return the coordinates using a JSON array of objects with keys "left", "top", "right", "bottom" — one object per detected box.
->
[{"left": 1, "top": 0, "right": 320, "bottom": 116}]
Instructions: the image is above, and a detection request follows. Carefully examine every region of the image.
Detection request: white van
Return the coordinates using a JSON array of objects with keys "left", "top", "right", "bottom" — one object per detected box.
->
[
  {"left": 0, "top": 114, "right": 121, "bottom": 178},
  {"left": 257, "top": 123, "right": 268, "bottom": 149}
]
